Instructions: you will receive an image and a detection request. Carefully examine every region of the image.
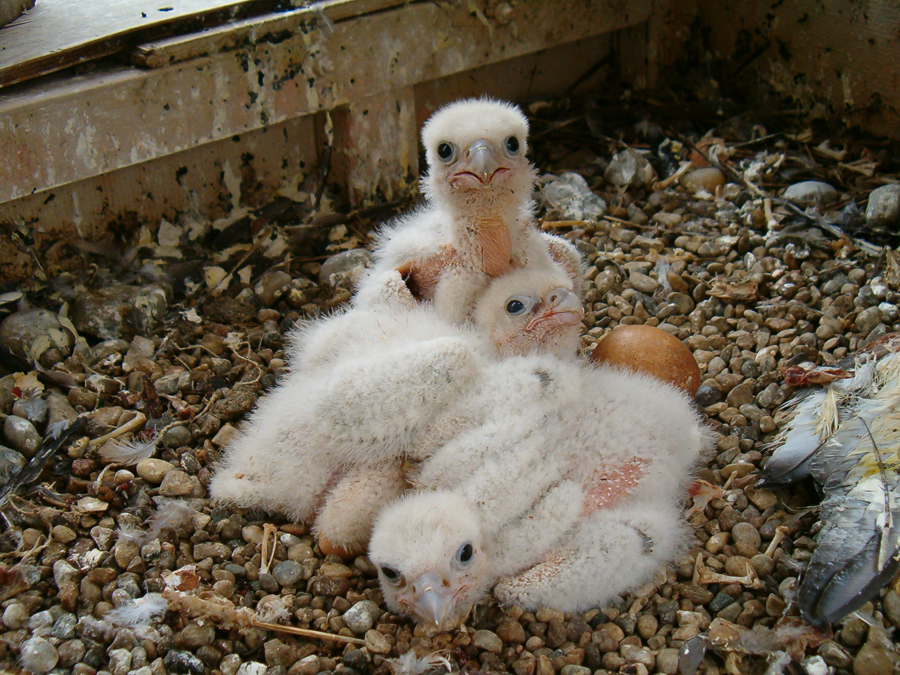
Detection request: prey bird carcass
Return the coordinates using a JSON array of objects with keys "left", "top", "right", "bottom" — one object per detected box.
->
[{"left": 761, "top": 333, "right": 900, "bottom": 625}]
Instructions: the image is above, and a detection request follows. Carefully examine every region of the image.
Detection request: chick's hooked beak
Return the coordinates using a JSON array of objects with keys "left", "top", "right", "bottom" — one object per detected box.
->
[
  {"left": 455, "top": 139, "right": 508, "bottom": 185},
  {"left": 399, "top": 572, "right": 454, "bottom": 627},
  {"left": 526, "top": 287, "right": 583, "bottom": 331}
]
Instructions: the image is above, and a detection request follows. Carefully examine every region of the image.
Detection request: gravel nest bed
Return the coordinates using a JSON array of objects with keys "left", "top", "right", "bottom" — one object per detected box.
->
[{"left": 2, "top": 99, "right": 900, "bottom": 675}]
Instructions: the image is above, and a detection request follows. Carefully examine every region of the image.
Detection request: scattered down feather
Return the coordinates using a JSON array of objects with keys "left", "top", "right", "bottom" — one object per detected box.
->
[
  {"left": 356, "top": 97, "right": 584, "bottom": 324},
  {"left": 97, "top": 433, "right": 157, "bottom": 465},
  {"left": 368, "top": 358, "right": 710, "bottom": 630},
  {"left": 116, "top": 498, "right": 200, "bottom": 546},
  {"left": 762, "top": 333, "right": 900, "bottom": 624},
  {"left": 103, "top": 592, "right": 168, "bottom": 628}
]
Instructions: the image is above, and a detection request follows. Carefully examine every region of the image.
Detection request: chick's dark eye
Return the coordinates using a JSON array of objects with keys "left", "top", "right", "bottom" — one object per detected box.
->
[
  {"left": 456, "top": 543, "right": 474, "bottom": 565},
  {"left": 506, "top": 299, "right": 525, "bottom": 315},
  {"left": 380, "top": 565, "right": 401, "bottom": 584},
  {"left": 505, "top": 136, "right": 520, "bottom": 154},
  {"left": 437, "top": 142, "right": 455, "bottom": 162}
]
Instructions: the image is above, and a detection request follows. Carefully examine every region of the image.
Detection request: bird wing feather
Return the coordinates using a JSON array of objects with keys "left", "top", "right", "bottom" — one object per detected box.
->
[
  {"left": 799, "top": 495, "right": 900, "bottom": 624},
  {"left": 761, "top": 388, "right": 830, "bottom": 485}
]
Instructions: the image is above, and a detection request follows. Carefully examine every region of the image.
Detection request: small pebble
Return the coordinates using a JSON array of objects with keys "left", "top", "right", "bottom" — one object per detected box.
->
[
  {"left": 472, "top": 629, "right": 503, "bottom": 654},
  {"left": 783, "top": 180, "right": 838, "bottom": 207},
  {"left": 3, "top": 415, "right": 41, "bottom": 457},
  {"left": 159, "top": 469, "right": 194, "bottom": 496},
  {"left": 342, "top": 600, "right": 381, "bottom": 634},
  {"left": 19, "top": 637, "right": 59, "bottom": 673},
  {"left": 865, "top": 184, "right": 900, "bottom": 226},
  {"left": 136, "top": 458, "right": 175, "bottom": 483}
]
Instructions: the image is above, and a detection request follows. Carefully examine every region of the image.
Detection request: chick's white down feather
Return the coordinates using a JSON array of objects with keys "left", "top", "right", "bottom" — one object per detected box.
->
[
  {"left": 369, "top": 360, "right": 710, "bottom": 629},
  {"left": 357, "top": 97, "right": 584, "bottom": 324},
  {"left": 210, "top": 264, "right": 582, "bottom": 533}
]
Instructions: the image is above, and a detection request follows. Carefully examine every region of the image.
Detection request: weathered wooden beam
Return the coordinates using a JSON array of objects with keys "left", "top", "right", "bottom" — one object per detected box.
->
[
  {"left": 331, "top": 87, "right": 418, "bottom": 206},
  {"left": 0, "top": 0, "right": 281, "bottom": 88},
  {"left": 0, "top": 0, "right": 652, "bottom": 205}
]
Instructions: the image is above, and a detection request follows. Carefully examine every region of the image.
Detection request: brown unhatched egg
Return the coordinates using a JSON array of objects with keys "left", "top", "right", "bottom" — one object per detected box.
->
[{"left": 591, "top": 325, "right": 701, "bottom": 396}]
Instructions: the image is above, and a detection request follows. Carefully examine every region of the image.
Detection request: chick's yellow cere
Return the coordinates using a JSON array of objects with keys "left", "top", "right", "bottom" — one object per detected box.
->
[{"left": 591, "top": 325, "right": 700, "bottom": 396}]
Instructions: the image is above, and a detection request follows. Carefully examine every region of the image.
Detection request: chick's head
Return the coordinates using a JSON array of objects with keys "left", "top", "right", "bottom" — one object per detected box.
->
[
  {"left": 475, "top": 266, "right": 583, "bottom": 359},
  {"left": 369, "top": 491, "right": 491, "bottom": 631},
  {"left": 421, "top": 98, "right": 535, "bottom": 215}
]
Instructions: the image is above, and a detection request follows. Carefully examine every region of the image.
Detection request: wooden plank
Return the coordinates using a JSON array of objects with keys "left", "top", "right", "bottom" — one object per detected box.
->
[
  {"left": 0, "top": 33, "right": 611, "bottom": 282},
  {"left": 132, "top": 0, "right": 412, "bottom": 68},
  {"left": 0, "top": 0, "right": 653, "bottom": 204},
  {"left": 690, "top": 0, "right": 900, "bottom": 139},
  {"left": 0, "top": 0, "right": 279, "bottom": 88},
  {"left": 331, "top": 86, "right": 418, "bottom": 206}
]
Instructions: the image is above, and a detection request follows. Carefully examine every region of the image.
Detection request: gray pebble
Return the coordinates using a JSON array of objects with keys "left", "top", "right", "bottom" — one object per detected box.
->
[
  {"left": 271, "top": 560, "right": 304, "bottom": 588},
  {"left": 51, "top": 613, "right": 77, "bottom": 639},
  {"left": 709, "top": 592, "right": 735, "bottom": 613},
  {"left": 856, "top": 306, "right": 883, "bottom": 334},
  {"left": 865, "top": 184, "right": 900, "bottom": 226},
  {"left": 28, "top": 610, "right": 53, "bottom": 633},
  {"left": 0, "top": 308, "right": 73, "bottom": 362},
  {"left": 2, "top": 602, "right": 27, "bottom": 629},
  {"left": 159, "top": 469, "right": 194, "bottom": 496},
  {"left": 364, "top": 629, "right": 391, "bottom": 655},
  {"left": 163, "top": 649, "right": 206, "bottom": 675},
  {"left": 235, "top": 663, "right": 268, "bottom": 675},
  {"left": 783, "top": 181, "right": 838, "bottom": 207},
  {"left": 559, "top": 666, "right": 591, "bottom": 675},
  {"left": 695, "top": 384, "right": 723, "bottom": 407},
  {"left": 732, "top": 522, "right": 761, "bottom": 556},
  {"left": 108, "top": 648, "right": 132, "bottom": 675},
  {"left": 258, "top": 572, "right": 280, "bottom": 593},
  {"left": 472, "top": 629, "right": 503, "bottom": 654},
  {"left": 19, "top": 636, "right": 59, "bottom": 674},
  {"left": 818, "top": 640, "right": 854, "bottom": 669},
  {"left": 629, "top": 271, "right": 658, "bottom": 294},
  {"left": 12, "top": 396, "right": 48, "bottom": 426},
  {"left": 255, "top": 271, "right": 293, "bottom": 307},
  {"left": 177, "top": 622, "right": 216, "bottom": 649},
  {"left": 756, "top": 382, "right": 785, "bottom": 410},
  {"left": 319, "top": 249, "right": 372, "bottom": 287},
  {"left": 341, "top": 600, "right": 381, "bottom": 635},
  {"left": 46, "top": 391, "right": 77, "bottom": 428},
  {"left": 136, "top": 458, "right": 175, "bottom": 484},
  {"left": 3, "top": 415, "right": 41, "bottom": 457}
]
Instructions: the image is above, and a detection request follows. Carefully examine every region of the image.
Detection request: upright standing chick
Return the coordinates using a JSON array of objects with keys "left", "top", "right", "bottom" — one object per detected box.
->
[
  {"left": 359, "top": 98, "right": 583, "bottom": 323},
  {"left": 369, "top": 359, "right": 709, "bottom": 630}
]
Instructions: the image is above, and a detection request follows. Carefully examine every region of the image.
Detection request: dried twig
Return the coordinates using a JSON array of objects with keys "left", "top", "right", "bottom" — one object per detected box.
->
[
  {"left": 88, "top": 412, "right": 147, "bottom": 448},
  {"left": 251, "top": 620, "right": 366, "bottom": 645}
]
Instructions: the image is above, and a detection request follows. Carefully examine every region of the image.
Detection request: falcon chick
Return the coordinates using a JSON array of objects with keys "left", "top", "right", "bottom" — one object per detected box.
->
[
  {"left": 210, "top": 265, "right": 584, "bottom": 546},
  {"left": 359, "top": 98, "right": 584, "bottom": 323},
  {"left": 761, "top": 333, "right": 900, "bottom": 625},
  {"left": 369, "top": 358, "right": 709, "bottom": 630}
]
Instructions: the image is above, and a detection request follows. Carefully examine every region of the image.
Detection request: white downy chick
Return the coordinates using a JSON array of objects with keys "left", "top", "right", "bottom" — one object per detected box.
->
[
  {"left": 208, "top": 299, "right": 484, "bottom": 522},
  {"left": 474, "top": 264, "right": 582, "bottom": 359},
  {"left": 369, "top": 359, "right": 710, "bottom": 630},
  {"left": 210, "top": 265, "right": 583, "bottom": 535},
  {"left": 359, "top": 98, "right": 583, "bottom": 323}
]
